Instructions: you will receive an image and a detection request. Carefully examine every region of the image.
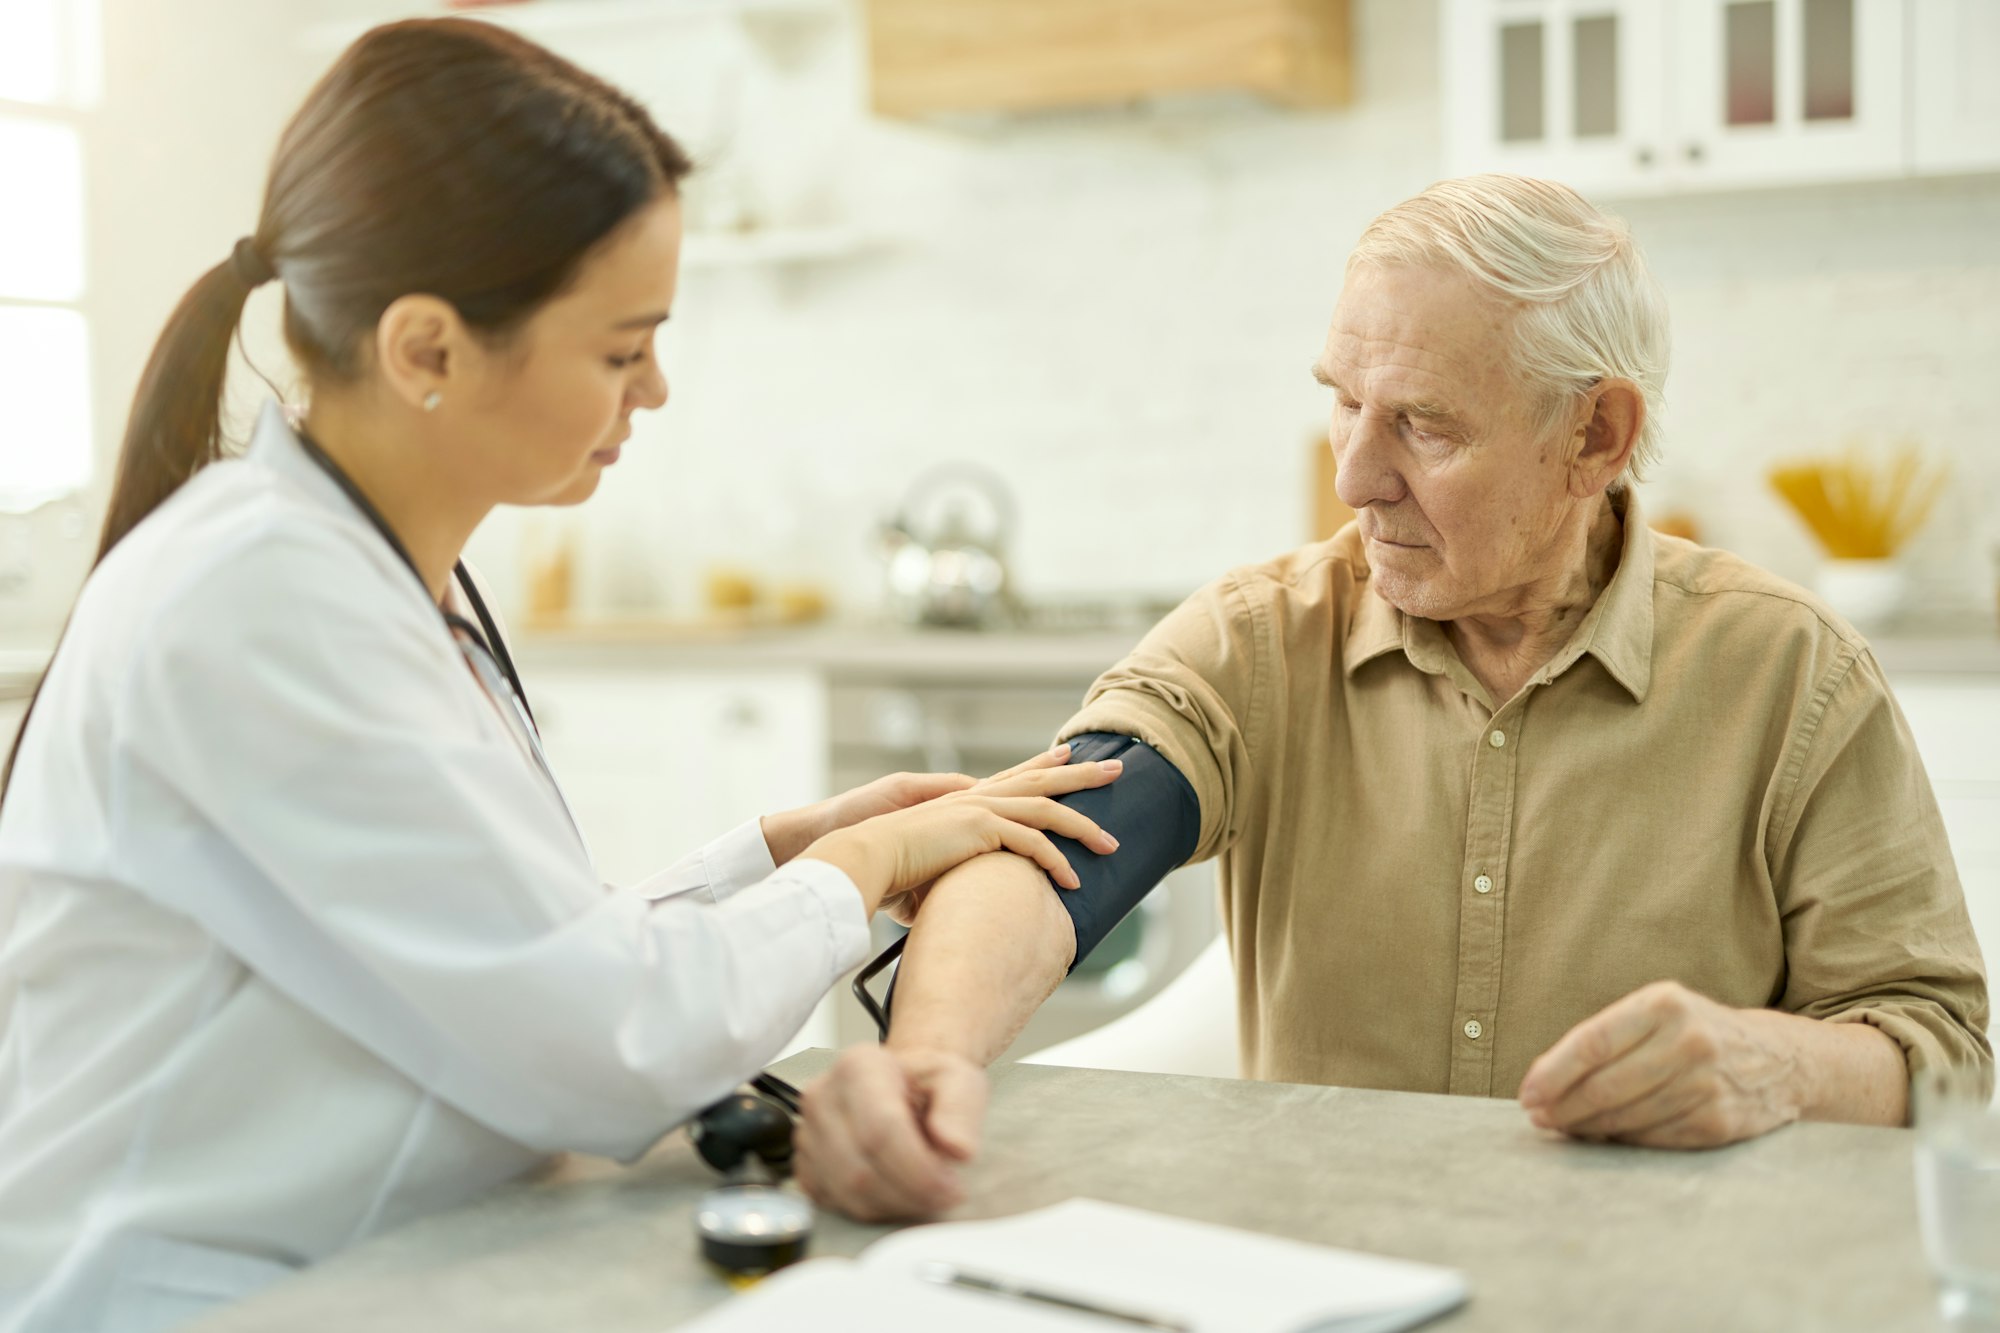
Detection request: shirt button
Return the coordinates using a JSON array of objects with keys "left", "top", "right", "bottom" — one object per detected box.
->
[
  {"left": 1463, "top": 1019, "right": 1484, "bottom": 1040},
  {"left": 1474, "top": 874, "right": 1493, "bottom": 894},
  {"left": 1488, "top": 729, "right": 1507, "bottom": 749}
]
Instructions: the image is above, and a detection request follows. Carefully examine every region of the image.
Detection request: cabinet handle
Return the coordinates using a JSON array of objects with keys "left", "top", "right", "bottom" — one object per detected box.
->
[
  {"left": 1634, "top": 145, "right": 1655, "bottom": 168},
  {"left": 1684, "top": 141, "right": 1705, "bottom": 164},
  {"left": 724, "top": 700, "right": 763, "bottom": 729}
]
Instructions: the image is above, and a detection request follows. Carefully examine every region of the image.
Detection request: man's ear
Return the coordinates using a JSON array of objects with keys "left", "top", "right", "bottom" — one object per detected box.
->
[
  {"left": 1569, "top": 378, "right": 1645, "bottom": 499},
  {"left": 374, "top": 295, "right": 465, "bottom": 413}
]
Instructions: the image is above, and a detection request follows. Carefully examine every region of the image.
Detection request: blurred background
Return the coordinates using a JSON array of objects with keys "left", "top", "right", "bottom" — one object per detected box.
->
[{"left": 2, "top": 0, "right": 1997, "bottom": 1058}]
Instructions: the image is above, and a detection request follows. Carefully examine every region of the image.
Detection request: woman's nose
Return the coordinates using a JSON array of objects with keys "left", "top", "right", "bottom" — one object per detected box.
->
[{"left": 631, "top": 361, "right": 668, "bottom": 412}]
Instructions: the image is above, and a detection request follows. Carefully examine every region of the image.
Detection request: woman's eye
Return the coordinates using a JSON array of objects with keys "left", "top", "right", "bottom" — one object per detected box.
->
[{"left": 608, "top": 349, "right": 648, "bottom": 369}]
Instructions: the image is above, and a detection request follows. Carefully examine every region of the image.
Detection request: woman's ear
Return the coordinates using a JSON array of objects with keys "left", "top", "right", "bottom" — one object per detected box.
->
[
  {"left": 374, "top": 295, "right": 464, "bottom": 413},
  {"left": 1570, "top": 378, "right": 1645, "bottom": 499}
]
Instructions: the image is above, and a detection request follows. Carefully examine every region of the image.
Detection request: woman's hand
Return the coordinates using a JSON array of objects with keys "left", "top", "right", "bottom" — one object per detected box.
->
[
  {"left": 803, "top": 746, "right": 1123, "bottom": 917},
  {"left": 761, "top": 772, "right": 979, "bottom": 868}
]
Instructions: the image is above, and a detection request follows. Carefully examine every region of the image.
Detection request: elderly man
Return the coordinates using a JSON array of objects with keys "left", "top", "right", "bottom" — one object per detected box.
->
[{"left": 794, "top": 175, "right": 1991, "bottom": 1222}]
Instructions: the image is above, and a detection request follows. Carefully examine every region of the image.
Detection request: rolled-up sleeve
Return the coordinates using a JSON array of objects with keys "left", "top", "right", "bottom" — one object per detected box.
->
[
  {"left": 1769, "top": 647, "right": 1992, "bottom": 1094},
  {"left": 1059, "top": 572, "right": 1266, "bottom": 865}
]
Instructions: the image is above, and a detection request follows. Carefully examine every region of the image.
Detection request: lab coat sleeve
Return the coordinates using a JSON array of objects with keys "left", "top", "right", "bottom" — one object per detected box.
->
[
  {"left": 109, "top": 524, "right": 868, "bottom": 1161},
  {"left": 624, "top": 819, "right": 780, "bottom": 905}
]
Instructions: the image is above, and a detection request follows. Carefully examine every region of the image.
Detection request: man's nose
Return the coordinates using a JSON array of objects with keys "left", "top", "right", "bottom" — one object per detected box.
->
[{"left": 1332, "top": 411, "right": 1406, "bottom": 510}]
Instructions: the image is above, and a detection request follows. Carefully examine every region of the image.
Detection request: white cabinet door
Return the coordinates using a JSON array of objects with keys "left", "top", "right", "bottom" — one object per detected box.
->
[
  {"left": 530, "top": 669, "right": 827, "bottom": 889},
  {"left": 1444, "top": 0, "right": 1671, "bottom": 197},
  {"left": 1892, "top": 675, "right": 2000, "bottom": 1020},
  {"left": 1910, "top": 0, "right": 2000, "bottom": 174},
  {"left": 1671, "top": 0, "right": 1905, "bottom": 187}
]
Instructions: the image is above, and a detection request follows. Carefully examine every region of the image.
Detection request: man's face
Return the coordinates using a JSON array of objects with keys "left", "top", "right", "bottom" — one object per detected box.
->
[{"left": 1316, "top": 262, "right": 1582, "bottom": 623}]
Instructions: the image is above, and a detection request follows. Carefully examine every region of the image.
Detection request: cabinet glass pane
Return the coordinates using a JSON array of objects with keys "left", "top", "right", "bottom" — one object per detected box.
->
[
  {"left": 0, "top": 116, "right": 84, "bottom": 302},
  {"left": 1802, "top": 0, "right": 1855, "bottom": 121},
  {"left": 1572, "top": 14, "right": 1618, "bottom": 139},
  {"left": 0, "top": 306, "right": 91, "bottom": 510},
  {"left": 1724, "top": 1, "right": 1777, "bottom": 126},
  {"left": 1499, "top": 21, "right": 1545, "bottom": 143}
]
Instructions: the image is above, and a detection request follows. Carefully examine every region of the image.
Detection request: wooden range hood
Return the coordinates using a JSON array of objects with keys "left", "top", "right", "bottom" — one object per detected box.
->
[{"left": 865, "top": 0, "right": 1353, "bottom": 118}]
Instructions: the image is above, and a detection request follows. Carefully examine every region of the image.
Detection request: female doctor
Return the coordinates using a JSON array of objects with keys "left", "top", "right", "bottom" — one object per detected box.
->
[{"left": 0, "top": 19, "right": 1121, "bottom": 1332}]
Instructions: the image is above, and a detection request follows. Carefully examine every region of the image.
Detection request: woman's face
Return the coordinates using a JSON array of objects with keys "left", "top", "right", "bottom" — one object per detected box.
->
[{"left": 455, "top": 194, "right": 682, "bottom": 507}]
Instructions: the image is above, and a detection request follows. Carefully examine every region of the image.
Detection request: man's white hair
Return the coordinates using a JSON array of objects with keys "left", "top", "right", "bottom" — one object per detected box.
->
[{"left": 1347, "top": 174, "right": 1670, "bottom": 485}]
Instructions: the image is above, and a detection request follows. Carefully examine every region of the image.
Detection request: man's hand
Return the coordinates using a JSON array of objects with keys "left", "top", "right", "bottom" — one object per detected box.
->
[
  {"left": 1517, "top": 981, "right": 1808, "bottom": 1149},
  {"left": 794, "top": 1045, "right": 988, "bottom": 1222}
]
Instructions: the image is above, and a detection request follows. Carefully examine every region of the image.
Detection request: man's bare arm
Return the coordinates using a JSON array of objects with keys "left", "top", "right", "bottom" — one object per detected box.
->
[
  {"left": 889, "top": 851, "right": 1077, "bottom": 1064},
  {"left": 792, "top": 851, "right": 1073, "bottom": 1222}
]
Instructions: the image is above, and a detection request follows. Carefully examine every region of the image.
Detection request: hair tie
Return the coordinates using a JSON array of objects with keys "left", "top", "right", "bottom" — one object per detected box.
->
[{"left": 229, "top": 237, "right": 275, "bottom": 289}]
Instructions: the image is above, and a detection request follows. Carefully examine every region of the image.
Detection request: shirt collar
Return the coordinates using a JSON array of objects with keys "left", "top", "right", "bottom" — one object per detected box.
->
[
  {"left": 245, "top": 398, "right": 352, "bottom": 516},
  {"left": 1342, "top": 487, "right": 1655, "bottom": 704}
]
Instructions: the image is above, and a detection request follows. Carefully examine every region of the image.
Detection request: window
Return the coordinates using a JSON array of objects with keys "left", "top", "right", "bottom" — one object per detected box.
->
[{"left": 0, "top": 0, "right": 99, "bottom": 513}]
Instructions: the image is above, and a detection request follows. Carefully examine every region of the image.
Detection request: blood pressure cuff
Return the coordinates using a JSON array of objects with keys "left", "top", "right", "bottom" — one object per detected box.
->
[
  {"left": 1045, "top": 732, "right": 1201, "bottom": 973},
  {"left": 878, "top": 732, "right": 1200, "bottom": 1024}
]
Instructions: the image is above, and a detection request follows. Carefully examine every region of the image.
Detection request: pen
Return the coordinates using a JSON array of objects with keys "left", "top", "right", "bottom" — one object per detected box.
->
[{"left": 914, "top": 1260, "right": 1195, "bottom": 1331}]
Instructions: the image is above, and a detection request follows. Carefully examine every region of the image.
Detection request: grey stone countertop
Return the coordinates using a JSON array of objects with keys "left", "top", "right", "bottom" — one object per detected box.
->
[{"left": 192, "top": 1050, "right": 1942, "bottom": 1333}]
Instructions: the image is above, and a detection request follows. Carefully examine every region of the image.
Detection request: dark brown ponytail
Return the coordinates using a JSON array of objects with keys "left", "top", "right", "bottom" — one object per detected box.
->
[{"left": 1, "top": 18, "right": 691, "bottom": 806}]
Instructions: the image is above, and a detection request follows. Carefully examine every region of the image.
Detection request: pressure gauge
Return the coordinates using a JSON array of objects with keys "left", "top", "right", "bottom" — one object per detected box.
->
[{"left": 694, "top": 1184, "right": 814, "bottom": 1285}]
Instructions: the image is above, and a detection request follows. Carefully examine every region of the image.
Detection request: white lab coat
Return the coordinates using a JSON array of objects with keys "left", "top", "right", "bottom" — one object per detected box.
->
[{"left": 0, "top": 403, "right": 869, "bottom": 1332}]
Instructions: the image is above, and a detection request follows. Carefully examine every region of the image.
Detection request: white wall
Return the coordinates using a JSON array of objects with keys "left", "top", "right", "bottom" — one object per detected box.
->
[{"left": 5, "top": 0, "right": 1996, "bottom": 639}]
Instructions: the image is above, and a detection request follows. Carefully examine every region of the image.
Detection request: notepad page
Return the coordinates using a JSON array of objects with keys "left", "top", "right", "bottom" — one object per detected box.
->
[{"left": 858, "top": 1197, "right": 1468, "bottom": 1333}]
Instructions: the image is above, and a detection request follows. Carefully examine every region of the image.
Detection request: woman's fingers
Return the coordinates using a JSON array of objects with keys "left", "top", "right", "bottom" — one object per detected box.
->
[
  {"left": 990, "top": 820, "right": 1079, "bottom": 889},
  {"left": 976, "top": 745, "right": 1071, "bottom": 787},
  {"left": 978, "top": 759, "right": 1123, "bottom": 801},
  {"left": 976, "top": 796, "right": 1119, "bottom": 856},
  {"left": 898, "top": 772, "right": 977, "bottom": 802}
]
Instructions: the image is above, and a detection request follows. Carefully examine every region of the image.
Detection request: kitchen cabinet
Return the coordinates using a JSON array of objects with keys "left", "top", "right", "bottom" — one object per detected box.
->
[
  {"left": 1445, "top": 0, "right": 1943, "bottom": 197},
  {"left": 1891, "top": 673, "right": 2000, "bottom": 1042},
  {"left": 1910, "top": 0, "right": 2000, "bottom": 174},
  {"left": 530, "top": 668, "right": 828, "bottom": 889},
  {"left": 864, "top": 0, "right": 1351, "bottom": 118},
  {"left": 1443, "top": 0, "right": 1670, "bottom": 196}
]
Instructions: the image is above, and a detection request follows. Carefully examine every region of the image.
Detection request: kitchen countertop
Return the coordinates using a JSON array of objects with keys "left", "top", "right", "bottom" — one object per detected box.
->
[
  {"left": 512, "top": 621, "right": 1151, "bottom": 683},
  {"left": 190, "top": 1050, "right": 1944, "bottom": 1333}
]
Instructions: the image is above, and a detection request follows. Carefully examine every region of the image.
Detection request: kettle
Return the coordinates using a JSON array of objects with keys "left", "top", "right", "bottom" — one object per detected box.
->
[{"left": 877, "top": 464, "right": 1016, "bottom": 629}]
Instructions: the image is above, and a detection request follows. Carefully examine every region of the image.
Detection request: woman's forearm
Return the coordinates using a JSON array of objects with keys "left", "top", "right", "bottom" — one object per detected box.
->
[{"left": 888, "top": 851, "right": 1077, "bottom": 1066}]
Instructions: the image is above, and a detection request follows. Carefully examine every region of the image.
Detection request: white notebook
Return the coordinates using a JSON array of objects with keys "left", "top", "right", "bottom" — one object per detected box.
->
[{"left": 677, "top": 1198, "right": 1467, "bottom": 1332}]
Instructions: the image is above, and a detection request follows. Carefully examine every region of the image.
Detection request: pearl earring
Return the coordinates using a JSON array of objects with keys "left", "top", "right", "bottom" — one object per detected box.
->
[{"left": 423, "top": 391, "right": 443, "bottom": 412}]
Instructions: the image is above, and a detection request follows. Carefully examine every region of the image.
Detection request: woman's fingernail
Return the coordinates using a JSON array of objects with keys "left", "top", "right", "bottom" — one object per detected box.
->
[
  {"left": 1101, "top": 834, "right": 1120, "bottom": 852},
  {"left": 1052, "top": 743, "right": 1071, "bottom": 756},
  {"left": 1100, "top": 760, "right": 1123, "bottom": 773}
]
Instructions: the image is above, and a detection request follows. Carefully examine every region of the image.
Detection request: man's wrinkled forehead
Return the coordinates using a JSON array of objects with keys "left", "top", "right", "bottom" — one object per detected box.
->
[{"left": 1319, "top": 265, "right": 1518, "bottom": 395}]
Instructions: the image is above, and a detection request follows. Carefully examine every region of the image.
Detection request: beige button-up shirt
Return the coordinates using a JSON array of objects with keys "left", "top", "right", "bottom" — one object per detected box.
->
[{"left": 1060, "top": 493, "right": 1991, "bottom": 1099}]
